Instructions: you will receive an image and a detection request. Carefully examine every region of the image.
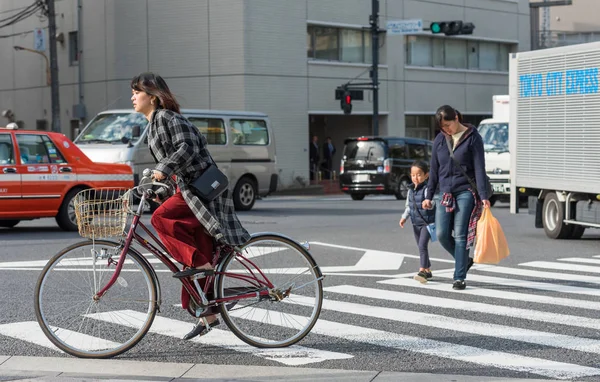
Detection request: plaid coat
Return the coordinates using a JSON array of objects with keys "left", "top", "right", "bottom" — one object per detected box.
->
[{"left": 147, "top": 109, "right": 251, "bottom": 246}]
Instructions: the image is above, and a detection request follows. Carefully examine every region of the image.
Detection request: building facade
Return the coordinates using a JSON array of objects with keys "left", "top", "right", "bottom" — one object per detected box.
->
[
  {"left": 0, "top": 0, "right": 530, "bottom": 188},
  {"left": 533, "top": 0, "right": 600, "bottom": 48}
]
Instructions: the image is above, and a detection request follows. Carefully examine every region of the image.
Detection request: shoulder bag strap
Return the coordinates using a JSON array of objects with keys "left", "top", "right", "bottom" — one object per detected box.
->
[{"left": 445, "top": 137, "right": 478, "bottom": 191}]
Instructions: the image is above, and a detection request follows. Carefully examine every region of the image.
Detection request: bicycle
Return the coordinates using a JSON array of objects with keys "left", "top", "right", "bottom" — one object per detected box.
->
[{"left": 34, "top": 169, "right": 324, "bottom": 359}]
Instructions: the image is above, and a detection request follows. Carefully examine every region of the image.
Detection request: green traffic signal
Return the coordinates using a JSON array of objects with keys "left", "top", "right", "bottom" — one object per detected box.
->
[{"left": 430, "top": 22, "right": 441, "bottom": 34}]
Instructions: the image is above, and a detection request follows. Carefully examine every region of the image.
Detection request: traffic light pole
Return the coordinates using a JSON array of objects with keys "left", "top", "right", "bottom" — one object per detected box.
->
[{"left": 370, "top": 0, "right": 379, "bottom": 136}]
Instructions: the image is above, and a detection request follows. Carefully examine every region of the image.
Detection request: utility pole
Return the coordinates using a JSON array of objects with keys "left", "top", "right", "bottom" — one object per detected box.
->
[
  {"left": 46, "top": 0, "right": 61, "bottom": 133},
  {"left": 370, "top": 0, "right": 379, "bottom": 136},
  {"left": 529, "top": 0, "right": 572, "bottom": 50}
]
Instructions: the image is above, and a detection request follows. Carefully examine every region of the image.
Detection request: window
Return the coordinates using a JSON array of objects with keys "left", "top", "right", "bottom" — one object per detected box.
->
[
  {"left": 406, "top": 36, "right": 512, "bottom": 72},
  {"left": 188, "top": 118, "right": 226, "bottom": 145},
  {"left": 314, "top": 27, "right": 338, "bottom": 60},
  {"left": 69, "top": 31, "right": 79, "bottom": 66},
  {"left": 16, "top": 134, "right": 66, "bottom": 164},
  {"left": 230, "top": 119, "right": 269, "bottom": 146},
  {"left": 407, "top": 143, "right": 426, "bottom": 160},
  {"left": 307, "top": 25, "right": 380, "bottom": 64},
  {"left": 388, "top": 140, "right": 406, "bottom": 159},
  {"left": 445, "top": 39, "right": 467, "bottom": 69},
  {"left": 0, "top": 134, "right": 15, "bottom": 165},
  {"left": 405, "top": 115, "right": 435, "bottom": 140},
  {"left": 479, "top": 42, "right": 499, "bottom": 71}
]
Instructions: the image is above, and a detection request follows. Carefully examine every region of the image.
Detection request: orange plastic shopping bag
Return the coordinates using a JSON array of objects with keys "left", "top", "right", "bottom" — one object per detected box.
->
[{"left": 473, "top": 208, "right": 510, "bottom": 264}]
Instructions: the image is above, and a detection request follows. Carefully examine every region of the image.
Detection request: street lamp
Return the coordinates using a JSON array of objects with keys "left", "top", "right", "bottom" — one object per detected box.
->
[{"left": 13, "top": 45, "right": 51, "bottom": 86}]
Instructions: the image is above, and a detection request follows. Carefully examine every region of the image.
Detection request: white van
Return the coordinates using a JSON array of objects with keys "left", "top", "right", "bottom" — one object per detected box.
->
[{"left": 73, "top": 109, "right": 278, "bottom": 211}]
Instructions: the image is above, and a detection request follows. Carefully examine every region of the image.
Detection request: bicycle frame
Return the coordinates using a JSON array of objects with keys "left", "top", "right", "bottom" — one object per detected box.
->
[{"left": 93, "top": 186, "right": 276, "bottom": 314}]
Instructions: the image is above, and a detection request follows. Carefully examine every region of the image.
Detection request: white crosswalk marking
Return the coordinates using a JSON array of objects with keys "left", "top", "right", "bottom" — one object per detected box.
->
[
  {"left": 380, "top": 276, "right": 600, "bottom": 310},
  {"left": 521, "top": 261, "right": 600, "bottom": 274},
  {"left": 478, "top": 265, "right": 600, "bottom": 284},
  {"left": 0, "top": 321, "right": 120, "bottom": 352},
  {"left": 427, "top": 271, "right": 600, "bottom": 298},
  {"left": 228, "top": 307, "right": 600, "bottom": 379},
  {"left": 558, "top": 257, "right": 600, "bottom": 265},
  {"left": 325, "top": 285, "right": 600, "bottom": 331},
  {"left": 85, "top": 310, "right": 353, "bottom": 366}
]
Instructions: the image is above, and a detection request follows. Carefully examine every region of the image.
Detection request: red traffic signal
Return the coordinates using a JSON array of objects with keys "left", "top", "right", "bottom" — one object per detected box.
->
[{"left": 341, "top": 91, "right": 352, "bottom": 114}]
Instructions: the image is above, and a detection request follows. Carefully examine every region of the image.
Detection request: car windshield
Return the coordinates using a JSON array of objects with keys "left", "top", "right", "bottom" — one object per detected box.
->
[
  {"left": 75, "top": 112, "right": 147, "bottom": 144},
  {"left": 343, "top": 140, "right": 386, "bottom": 161},
  {"left": 478, "top": 123, "right": 509, "bottom": 152}
]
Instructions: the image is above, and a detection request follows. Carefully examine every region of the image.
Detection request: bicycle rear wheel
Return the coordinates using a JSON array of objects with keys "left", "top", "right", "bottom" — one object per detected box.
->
[
  {"left": 216, "top": 233, "right": 323, "bottom": 348},
  {"left": 34, "top": 240, "right": 158, "bottom": 358}
]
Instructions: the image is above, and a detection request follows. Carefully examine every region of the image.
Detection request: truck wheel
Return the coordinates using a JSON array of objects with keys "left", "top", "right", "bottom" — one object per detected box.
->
[
  {"left": 542, "top": 193, "right": 573, "bottom": 239},
  {"left": 0, "top": 220, "right": 20, "bottom": 228},
  {"left": 56, "top": 188, "right": 83, "bottom": 232},
  {"left": 233, "top": 177, "right": 257, "bottom": 211},
  {"left": 395, "top": 178, "right": 410, "bottom": 200},
  {"left": 570, "top": 225, "right": 586, "bottom": 240},
  {"left": 351, "top": 194, "right": 365, "bottom": 201}
]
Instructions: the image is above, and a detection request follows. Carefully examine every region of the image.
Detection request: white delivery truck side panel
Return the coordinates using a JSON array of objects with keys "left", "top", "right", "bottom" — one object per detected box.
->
[{"left": 509, "top": 41, "right": 600, "bottom": 239}]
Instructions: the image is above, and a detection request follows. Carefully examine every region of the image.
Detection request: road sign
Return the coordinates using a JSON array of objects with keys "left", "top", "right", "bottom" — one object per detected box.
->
[
  {"left": 386, "top": 19, "right": 423, "bottom": 35},
  {"left": 34, "top": 28, "right": 46, "bottom": 51}
]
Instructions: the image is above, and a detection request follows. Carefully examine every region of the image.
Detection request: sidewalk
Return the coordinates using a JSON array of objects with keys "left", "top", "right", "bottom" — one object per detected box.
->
[{"left": 0, "top": 355, "right": 560, "bottom": 382}]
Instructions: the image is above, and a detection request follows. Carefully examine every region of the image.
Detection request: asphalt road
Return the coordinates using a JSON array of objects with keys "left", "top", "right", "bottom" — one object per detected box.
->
[{"left": 1, "top": 195, "right": 600, "bottom": 381}]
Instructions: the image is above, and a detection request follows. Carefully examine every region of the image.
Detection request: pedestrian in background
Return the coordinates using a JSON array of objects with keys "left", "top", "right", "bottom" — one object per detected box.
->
[
  {"left": 400, "top": 160, "right": 436, "bottom": 283},
  {"left": 422, "top": 105, "right": 490, "bottom": 290}
]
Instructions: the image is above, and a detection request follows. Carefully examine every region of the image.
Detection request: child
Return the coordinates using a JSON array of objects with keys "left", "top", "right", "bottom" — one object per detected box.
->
[{"left": 399, "top": 160, "right": 436, "bottom": 284}]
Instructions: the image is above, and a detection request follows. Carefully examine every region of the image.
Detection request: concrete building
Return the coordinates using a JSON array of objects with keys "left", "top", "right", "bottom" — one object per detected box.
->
[{"left": 0, "top": 0, "right": 530, "bottom": 188}]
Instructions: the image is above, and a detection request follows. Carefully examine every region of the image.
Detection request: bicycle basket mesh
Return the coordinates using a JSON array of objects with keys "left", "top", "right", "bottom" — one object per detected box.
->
[{"left": 74, "top": 188, "right": 130, "bottom": 238}]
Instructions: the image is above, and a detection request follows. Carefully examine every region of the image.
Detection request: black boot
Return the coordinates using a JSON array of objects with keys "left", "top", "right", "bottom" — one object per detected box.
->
[{"left": 182, "top": 318, "right": 220, "bottom": 340}]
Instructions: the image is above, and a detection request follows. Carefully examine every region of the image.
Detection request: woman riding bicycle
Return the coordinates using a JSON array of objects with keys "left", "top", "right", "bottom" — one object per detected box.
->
[{"left": 130, "top": 72, "right": 251, "bottom": 339}]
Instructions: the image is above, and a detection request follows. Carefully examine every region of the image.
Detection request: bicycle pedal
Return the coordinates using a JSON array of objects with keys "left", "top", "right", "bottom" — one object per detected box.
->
[{"left": 173, "top": 268, "right": 215, "bottom": 279}]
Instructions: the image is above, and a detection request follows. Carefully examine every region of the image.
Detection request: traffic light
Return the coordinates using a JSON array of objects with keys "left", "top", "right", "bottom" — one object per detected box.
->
[
  {"left": 430, "top": 21, "right": 475, "bottom": 36},
  {"left": 341, "top": 90, "right": 352, "bottom": 114}
]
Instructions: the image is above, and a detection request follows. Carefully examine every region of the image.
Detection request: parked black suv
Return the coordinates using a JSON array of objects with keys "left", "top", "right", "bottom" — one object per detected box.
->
[{"left": 339, "top": 136, "right": 433, "bottom": 200}]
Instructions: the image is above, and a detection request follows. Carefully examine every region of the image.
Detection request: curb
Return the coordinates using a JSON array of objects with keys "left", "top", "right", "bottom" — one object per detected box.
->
[{"left": 0, "top": 356, "right": 561, "bottom": 382}]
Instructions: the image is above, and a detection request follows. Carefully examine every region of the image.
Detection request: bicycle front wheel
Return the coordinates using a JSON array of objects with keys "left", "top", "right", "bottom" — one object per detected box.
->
[
  {"left": 217, "top": 233, "right": 323, "bottom": 348},
  {"left": 34, "top": 240, "right": 158, "bottom": 358}
]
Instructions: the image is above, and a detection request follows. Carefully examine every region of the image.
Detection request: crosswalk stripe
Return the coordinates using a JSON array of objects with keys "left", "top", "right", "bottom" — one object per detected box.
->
[
  {"left": 429, "top": 272, "right": 600, "bottom": 298},
  {"left": 521, "top": 261, "right": 600, "bottom": 274},
  {"left": 378, "top": 277, "right": 600, "bottom": 311},
  {"left": 324, "top": 285, "right": 600, "bottom": 331},
  {"left": 86, "top": 310, "right": 353, "bottom": 366},
  {"left": 479, "top": 266, "right": 600, "bottom": 285},
  {"left": 558, "top": 257, "right": 600, "bottom": 265},
  {"left": 0, "top": 321, "right": 120, "bottom": 352},
  {"left": 228, "top": 307, "right": 600, "bottom": 379},
  {"left": 282, "top": 294, "right": 600, "bottom": 355}
]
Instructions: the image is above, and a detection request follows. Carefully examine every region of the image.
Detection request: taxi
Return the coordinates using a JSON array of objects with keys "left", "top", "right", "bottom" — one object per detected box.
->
[{"left": 0, "top": 123, "right": 134, "bottom": 231}]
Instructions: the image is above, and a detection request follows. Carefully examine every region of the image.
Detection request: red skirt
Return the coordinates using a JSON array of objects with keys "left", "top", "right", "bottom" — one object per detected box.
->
[{"left": 150, "top": 191, "right": 214, "bottom": 312}]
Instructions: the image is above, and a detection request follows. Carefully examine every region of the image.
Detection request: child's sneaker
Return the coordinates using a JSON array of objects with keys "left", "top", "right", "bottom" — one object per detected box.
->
[{"left": 413, "top": 271, "right": 429, "bottom": 284}]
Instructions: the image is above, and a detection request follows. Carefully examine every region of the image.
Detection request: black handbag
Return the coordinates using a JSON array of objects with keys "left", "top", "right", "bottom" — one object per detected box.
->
[
  {"left": 444, "top": 137, "right": 494, "bottom": 199},
  {"left": 188, "top": 164, "right": 229, "bottom": 203}
]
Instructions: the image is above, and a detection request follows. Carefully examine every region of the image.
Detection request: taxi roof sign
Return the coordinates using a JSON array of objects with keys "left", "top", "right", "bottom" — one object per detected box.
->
[{"left": 1, "top": 122, "right": 19, "bottom": 130}]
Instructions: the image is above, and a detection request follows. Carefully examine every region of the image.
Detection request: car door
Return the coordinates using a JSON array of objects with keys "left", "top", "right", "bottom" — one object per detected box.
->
[
  {"left": 0, "top": 132, "right": 22, "bottom": 215},
  {"left": 16, "top": 133, "right": 72, "bottom": 214}
]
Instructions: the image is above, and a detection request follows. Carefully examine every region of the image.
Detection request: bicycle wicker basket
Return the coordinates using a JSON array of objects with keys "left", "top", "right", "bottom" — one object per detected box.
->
[{"left": 73, "top": 188, "right": 131, "bottom": 238}]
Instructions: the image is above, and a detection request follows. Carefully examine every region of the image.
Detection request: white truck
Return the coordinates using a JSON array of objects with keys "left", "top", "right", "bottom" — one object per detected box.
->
[
  {"left": 509, "top": 41, "right": 600, "bottom": 239},
  {"left": 478, "top": 95, "right": 511, "bottom": 206}
]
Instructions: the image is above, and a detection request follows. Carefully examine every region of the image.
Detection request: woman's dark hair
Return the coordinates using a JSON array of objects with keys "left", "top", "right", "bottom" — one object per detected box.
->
[
  {"left": 411, "top": 160, "right": 429, "bottom": 174},
  {"left": 435, "top": 105, "right": 463, "bottom": 128},
  {"left": 131, "top": 72, "right": 180, "bottom": 114}
]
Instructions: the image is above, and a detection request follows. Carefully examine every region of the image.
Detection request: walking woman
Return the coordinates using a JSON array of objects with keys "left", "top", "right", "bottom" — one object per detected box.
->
[
  {"left": 130, "top": 72, "right": 251, "bottom": 338},
  {"left": 422, "top": 105, "right": 490, "bottom": 290}
]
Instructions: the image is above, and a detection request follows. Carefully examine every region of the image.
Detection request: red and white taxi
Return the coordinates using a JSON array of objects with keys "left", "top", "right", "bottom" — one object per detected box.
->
[{"left": 0, "top": 123, "right": 134, "bottom": 231}]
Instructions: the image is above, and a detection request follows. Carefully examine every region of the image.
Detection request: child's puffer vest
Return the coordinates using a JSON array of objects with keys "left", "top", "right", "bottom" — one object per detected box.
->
[{"left": 408, "top": 182, "right": 435, "bottom": 226}]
